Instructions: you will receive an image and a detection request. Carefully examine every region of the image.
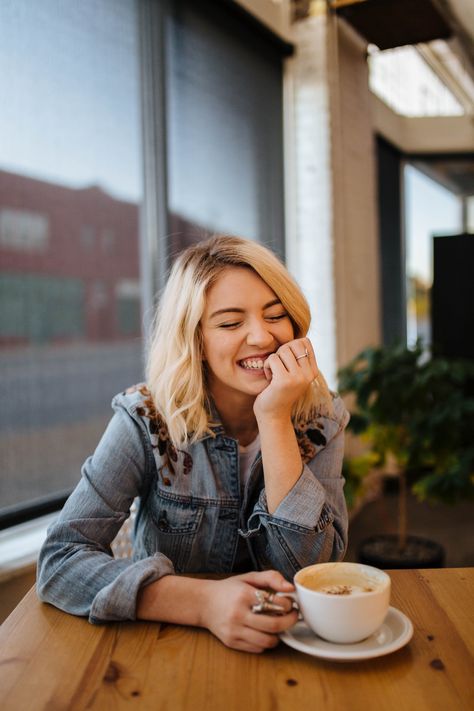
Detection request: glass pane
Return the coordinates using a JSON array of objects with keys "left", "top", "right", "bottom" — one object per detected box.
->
[
  {"left": 166, "top": 2, "right": 285, "bottom": 257},
  {"left": 467, "top": 195, "right": 474, "bottom": 232},
  {"left": 404, "top": 165, "right": 462, "bottom": 348},
  {"left": 0, "top": 0, "right": 143, "bottom": 514}
]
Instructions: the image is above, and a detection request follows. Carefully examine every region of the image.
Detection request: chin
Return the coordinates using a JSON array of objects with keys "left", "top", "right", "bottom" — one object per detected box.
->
[{"left": 241, "top": 380, "right": 268, "bottom": 396}]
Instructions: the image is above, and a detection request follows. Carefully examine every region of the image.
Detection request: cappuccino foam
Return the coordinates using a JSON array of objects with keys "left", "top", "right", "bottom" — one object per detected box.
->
[{"left": 298, "top": 570, "right": 382, "bottom": 595}]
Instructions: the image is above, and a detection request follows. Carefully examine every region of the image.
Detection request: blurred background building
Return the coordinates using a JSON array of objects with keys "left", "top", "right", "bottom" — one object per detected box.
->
[{"left": 1, "top": 0, "right": 473, "bottom": 616}]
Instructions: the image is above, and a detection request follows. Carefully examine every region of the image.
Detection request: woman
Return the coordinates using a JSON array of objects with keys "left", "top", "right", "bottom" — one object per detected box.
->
[{"left": 37, "top": 235, "right": 349, "bottom": 653}]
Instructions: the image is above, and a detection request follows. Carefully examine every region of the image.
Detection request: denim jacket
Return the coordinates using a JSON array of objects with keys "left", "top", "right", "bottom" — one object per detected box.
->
[{"left": 37, "top": 386, "right": 349, "bottom": 624}]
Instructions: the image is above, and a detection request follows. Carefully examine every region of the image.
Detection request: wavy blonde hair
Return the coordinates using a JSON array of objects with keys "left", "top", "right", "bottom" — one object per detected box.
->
[{"left": 146, "top": 235, "right": 332, "bottom": 447}]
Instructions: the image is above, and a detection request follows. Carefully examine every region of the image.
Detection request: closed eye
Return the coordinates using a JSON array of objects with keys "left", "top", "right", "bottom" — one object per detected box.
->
[
  {"left": 217, "top": 313, "right": 288, "bottom": 328},
  {"left": 218, "top": 321, "right": 242, "bottom": 329},
  {"left": 266, "top": 313, "right": 288, "bottom": 322}
]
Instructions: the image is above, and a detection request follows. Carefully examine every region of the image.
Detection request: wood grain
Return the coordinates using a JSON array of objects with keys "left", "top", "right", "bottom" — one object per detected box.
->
[{"left": 0, "top": 570, "right": 473, "bottom": 711}]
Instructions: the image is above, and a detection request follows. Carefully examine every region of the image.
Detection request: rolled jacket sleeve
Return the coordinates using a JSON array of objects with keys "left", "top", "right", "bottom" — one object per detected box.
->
[
  {"left": 242, "top": 396, "right": 349, "bottom": 578},
  {"left": 37, "top": 403, "right": 175, "bottom": 623}
]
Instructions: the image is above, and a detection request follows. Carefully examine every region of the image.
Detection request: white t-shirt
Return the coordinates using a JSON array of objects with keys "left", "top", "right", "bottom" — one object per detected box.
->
[
  {"left": 238, "top": 435, "right": 260, "bottom": 490},
  {"left": 234, "top": 434, "right": 261, "bottom": 572}
]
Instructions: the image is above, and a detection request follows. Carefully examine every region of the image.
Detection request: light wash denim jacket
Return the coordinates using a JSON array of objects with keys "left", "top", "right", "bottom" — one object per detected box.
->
[{"left": 37, "top": 385, "right": 349, "bottom": 624}]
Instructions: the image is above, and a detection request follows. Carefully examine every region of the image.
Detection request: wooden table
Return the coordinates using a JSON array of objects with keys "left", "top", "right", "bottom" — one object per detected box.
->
[{"left": 0, "top": 568, "right": 473, "bottom": 711}]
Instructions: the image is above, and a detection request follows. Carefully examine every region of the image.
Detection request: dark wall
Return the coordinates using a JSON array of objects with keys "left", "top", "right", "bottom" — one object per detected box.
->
[
  {"left": 376, "top": 136, "right": 406, "bottom": 345},
  {"left": 432, "top": 233, "right": 474, "bottom": 359}
]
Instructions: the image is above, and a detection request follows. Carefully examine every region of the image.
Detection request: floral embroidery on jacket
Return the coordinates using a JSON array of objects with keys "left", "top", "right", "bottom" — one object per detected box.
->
[
  {"left": 124, "top": 383, "right": 193, "bottom": 484},
  {"left": 124, "top": 384, "right": 332, "bottom": 473},
  {"left": 295, "top": 421, "right": 327, "bottom": 464}
]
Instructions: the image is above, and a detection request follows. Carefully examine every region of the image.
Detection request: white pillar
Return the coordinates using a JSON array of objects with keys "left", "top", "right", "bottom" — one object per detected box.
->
[
  {"left": 286, "top": 10, "right": 381, "bottom": 387},
  {"left": 285, "top": 13, "right": 338, "bottom": 387}
]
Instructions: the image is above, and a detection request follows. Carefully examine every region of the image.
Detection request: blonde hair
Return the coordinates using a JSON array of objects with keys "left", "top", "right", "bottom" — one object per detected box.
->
[{"left": 146, "top": 235, "right": 332, "bottom": 446}]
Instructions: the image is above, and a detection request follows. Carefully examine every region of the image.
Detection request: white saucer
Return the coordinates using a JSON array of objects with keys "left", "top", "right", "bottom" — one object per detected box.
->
[{"left": 279, "top": 606, "right": 413, "bottom": 662}]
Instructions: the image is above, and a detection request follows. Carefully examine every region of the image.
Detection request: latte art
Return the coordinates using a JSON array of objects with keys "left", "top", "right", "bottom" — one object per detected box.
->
[{"left": 318, "top": 583, "right": 375, "bottom": 595}]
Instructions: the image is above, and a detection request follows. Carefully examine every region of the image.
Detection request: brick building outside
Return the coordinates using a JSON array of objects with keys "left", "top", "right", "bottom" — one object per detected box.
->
[{"left": 0, "top": 170, "right": 141, "bottom": 346}]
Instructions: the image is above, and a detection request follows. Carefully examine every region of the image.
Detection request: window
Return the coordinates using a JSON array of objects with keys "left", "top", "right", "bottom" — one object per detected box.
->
[
  {"left": 101, "top": 228, "right": 116, "bottom": 255},
  {"left": 0, "top": 0, "right": 287, "bottom": 527},
  {"left": 0, "top": 0, "right": 143, "bottom": 523},
  {"left": 404, "top": 165, "right": 462, "bottom": 348},
  {"left": 165, "top": 0, "right": 286, "bottom": 259},
  {"left": 0, "top": 208, "right": 50, "bottom": 252},
  {"left": 80, "top": 225, "right": 96, "bottom": 251}
]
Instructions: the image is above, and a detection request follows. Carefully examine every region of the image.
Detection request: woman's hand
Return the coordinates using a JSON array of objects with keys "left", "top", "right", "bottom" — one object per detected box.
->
[
  {"left": 200, "top": 570, "right": 298, "bottom": 653},
  {"left": 253, "top": 337, "right": 318, "bottom": 422}
]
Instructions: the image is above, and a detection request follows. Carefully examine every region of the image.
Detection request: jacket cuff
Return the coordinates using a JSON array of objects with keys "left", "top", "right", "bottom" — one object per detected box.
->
[
  {"left": 254, "top": 465, "right": 333, "bottom": 532},
  {"left": 89, "top": 554, "right": 175, "bottom": 623}
]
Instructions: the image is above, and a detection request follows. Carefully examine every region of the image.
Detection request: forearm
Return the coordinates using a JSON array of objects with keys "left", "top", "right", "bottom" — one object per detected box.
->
[
  {"left": 136, "top": 574, "right": 214, "bottom": 627},
  {"left": 246, "top": 434, "right": 349, "bottom": 575},
  {"left": 257, "top": 415, "right": 303, "bottom": 514}
]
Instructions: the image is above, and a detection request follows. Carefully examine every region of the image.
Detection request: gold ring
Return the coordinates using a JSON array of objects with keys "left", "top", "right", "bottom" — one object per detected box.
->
[{"left": 295, "top": 348, "right": 309, "bottom": 361}]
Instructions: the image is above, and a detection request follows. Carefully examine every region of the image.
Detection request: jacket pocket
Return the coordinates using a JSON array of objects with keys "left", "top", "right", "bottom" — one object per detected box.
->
[{"left": 148, "top": 493, "right": 204, "bottom": 572}]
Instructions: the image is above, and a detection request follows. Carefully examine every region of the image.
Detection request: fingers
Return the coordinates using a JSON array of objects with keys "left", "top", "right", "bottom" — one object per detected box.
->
[
  {"left": 290, "top": 337, "right": 316, "bottom": 367},
  {"left": 300, "top": 337, "right": 316, "bottom": 365},
  {"left": 238, "top": 627, "right": 281, "bottom": 652},
  {"left": 263, "top": 351, "right": 288, "bottom": 380},
  {"left": 209, "top": 573, "right": 299, "bottom": 654},
  {"left": 277, "top": 341, "right": 316, "bottom": 380},
  {"left": 246, "top": 607, "right": 299, "bottom": 634},
  {"left": 238, "top": 570, "right": 295, "bottom": 593},
  {"left": 262, "top": 338, "right": 318, "bottom": 386},
  {"left": 241, "top": 571, "right": 297, "bottom": 619},
  {"left": 241, "top": 588, "right": 299, "bottom": 652},
  {"left": 234, "top": 606, "right": 298, "bottom": 653},
  {"left": 290, "top": 338, "right": 318, "bottom": 376},
  {"left": 230, "top": 637, "right": 277, "bottom": 654}
]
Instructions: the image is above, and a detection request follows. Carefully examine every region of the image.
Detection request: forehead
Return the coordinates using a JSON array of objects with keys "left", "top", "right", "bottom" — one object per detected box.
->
[{"left": 204, "top": 266, "right": 277, "bottom": 310}]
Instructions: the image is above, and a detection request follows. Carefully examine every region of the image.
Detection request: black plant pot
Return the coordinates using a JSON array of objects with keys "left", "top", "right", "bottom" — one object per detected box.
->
[{"left": 357, "top": 534, "right": 445, "bottom": 569}]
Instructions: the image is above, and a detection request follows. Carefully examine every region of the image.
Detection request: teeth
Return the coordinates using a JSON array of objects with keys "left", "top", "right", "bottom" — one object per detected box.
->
[{"left": 241, "top": 359, "right": 265, "bottom": 369}]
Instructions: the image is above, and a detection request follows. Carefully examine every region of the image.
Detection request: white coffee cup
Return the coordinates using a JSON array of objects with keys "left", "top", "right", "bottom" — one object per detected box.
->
[{"left": 286, "top": 562, "right": 391, "bottom": 644}]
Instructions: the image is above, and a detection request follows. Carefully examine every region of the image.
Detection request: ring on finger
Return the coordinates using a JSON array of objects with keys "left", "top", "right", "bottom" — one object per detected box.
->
[
  {"left": 250, "top": 590, "right": 286, "bottom": 615},
  {"left": 251, "top": 600, "right": 286, "bottom": 614},
  {"left": 251, "top": 589, "right": 286, "bottom": 615},
  {"left": 295, "top": 348, "right": 309, "bottom": 361},
  {"left": 251, "top": 589, "right": 269, "bottom": 612}
]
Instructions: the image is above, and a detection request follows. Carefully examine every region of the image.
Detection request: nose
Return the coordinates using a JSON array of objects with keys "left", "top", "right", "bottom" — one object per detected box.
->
[{"left": 246, "top": 318, "right": 274, "bottom": 348}]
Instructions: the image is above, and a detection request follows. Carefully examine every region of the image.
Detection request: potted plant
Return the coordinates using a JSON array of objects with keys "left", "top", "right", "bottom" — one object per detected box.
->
[{"left": 338, "top": 341, "right": 474, "bottom": 568}]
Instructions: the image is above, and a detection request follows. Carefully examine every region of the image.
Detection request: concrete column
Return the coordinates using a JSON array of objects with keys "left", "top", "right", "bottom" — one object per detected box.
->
[
  {"left": 329, "top": 17, "right": 381, "bottom": 368},
  {"left": 286, "top": 11, "right": 338, "bottom": 386},
  {"left": 286, "top": 8, "right": 381, "bottom": 385}
]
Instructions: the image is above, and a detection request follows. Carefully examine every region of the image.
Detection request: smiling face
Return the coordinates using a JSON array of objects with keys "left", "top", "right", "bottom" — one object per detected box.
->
[{"left": 201, "top": 266, "right": 294, "bottom": 408}]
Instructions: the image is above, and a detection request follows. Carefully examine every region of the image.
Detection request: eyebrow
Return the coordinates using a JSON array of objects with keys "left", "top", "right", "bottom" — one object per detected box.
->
[{"left": 209, "top": 298, "right": 282, "bottom": 319}]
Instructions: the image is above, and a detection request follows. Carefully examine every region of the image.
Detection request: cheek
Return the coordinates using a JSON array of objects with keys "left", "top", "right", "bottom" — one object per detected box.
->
[
  {"left": 278, "top": 321, "right": 295, "bottom": 343},
  {"left": 202, "top": 332, "right": 233, "bottom": 364}
]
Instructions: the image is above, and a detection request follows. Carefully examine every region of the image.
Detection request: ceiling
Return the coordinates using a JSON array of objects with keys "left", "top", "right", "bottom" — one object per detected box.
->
[
  {"left": 331, "top": 0, "right": 474, "bottom": 76},
  {"left": 327, "top": 0, "right": 474, "bottom": 197},
  {"left": 410, "top": 157, "right": 474, "bottom": 196},
  {"left": 333, "top": 0, "right": 451, "bottom": 49}
]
